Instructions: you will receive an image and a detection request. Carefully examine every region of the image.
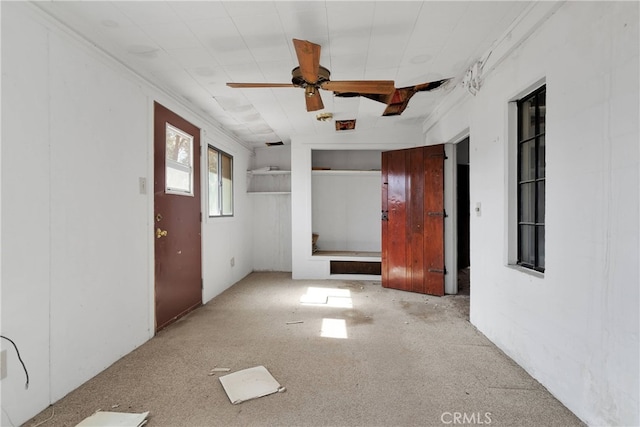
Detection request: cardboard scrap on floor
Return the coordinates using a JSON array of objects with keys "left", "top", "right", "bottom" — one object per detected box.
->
[
  {"left": 219, "top": 365, "right": 284, "bottom": 404},
  {"left": 75, "top": 411, "right": 149, "bottom": 427}
]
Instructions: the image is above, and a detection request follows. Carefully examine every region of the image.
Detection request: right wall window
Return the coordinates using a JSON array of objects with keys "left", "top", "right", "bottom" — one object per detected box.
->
[{"left": 517, "top": 85, "right": 546, "bottom": 272}]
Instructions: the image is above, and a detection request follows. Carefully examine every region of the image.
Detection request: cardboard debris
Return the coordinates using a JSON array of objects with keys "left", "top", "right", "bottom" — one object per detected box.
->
[
  {"left": 75, "top": 411, "right": 149, "bottom": 427},
  {"left": 219, "top": 366, "right": 284, "bottom": 404}
]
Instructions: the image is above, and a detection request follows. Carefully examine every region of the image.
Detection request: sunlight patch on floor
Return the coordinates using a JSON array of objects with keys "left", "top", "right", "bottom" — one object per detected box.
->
[
  {"left": 320, "top": 318, "right": 348, "bottom": 339},
  {"left": 300, "top": 287, "right": 353, "bottom": 308}
]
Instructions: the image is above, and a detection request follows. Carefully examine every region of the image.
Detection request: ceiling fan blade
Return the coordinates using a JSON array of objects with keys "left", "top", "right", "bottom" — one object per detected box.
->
[
  {"left": 305, "top": 91, "right": 324, "bottom": 112},
  {"left": 293, "top": 39, "right": 321, "bottom": 84},
  {"left": 321, "top": 80, "right": 395, "bottom": 95},
  {"left": 227, "top": 82, "right": 295, "bottom": 88},
  {"left": 412, "top": 78, "right": 451, "bottom": 92}
]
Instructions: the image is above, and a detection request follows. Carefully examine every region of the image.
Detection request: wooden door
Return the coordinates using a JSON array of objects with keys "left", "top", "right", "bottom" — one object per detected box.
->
[
  {"left": 154, "top": 102, "right": 202, "bottom": 331},
  {"left": 381, "top": 145, "right": 445, "bottom": 296}
]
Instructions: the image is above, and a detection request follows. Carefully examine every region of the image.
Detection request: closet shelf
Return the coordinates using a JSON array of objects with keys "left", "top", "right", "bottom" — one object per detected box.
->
[
  {"left": 247, "top": 170, "right": 291, "bottom": 175},
  {"left": 311, "top": 170, "right": 380, "bottom": 176}
]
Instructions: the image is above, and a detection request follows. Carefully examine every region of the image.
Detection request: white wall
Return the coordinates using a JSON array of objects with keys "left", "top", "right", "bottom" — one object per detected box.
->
[
  {"left": 426, "top": 2, "right": 639, "bottom": 425},
  {"left": 202, "top": 133, "right": 253, "bottom": 302},
  {"left": 0, "top": 3, "right": 253, "bottom": 425},
  {"left": 249, "top": 145, "right": 292, "bottom": 272},
  {"left": 312, "top": 172, "right": 381, "bottom": 252}
]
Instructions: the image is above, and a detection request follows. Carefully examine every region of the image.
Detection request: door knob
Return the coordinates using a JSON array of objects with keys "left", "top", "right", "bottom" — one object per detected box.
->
[{"left": 156, "top": 228, "right": 168, "bottom": 238}]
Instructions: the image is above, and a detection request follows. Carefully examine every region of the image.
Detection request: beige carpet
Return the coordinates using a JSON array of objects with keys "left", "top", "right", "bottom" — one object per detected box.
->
[{"left": 24, "top": 272, "right": 583, "bottom": 427}]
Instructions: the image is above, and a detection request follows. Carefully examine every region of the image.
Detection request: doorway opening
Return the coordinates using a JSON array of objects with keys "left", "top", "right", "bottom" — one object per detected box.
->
[{"left": 456, "top": 137, "right": 470, "bottom": 295}]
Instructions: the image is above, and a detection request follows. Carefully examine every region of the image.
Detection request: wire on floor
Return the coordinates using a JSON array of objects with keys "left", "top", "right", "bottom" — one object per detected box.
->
[
  {"left": 0, "top": 335, "right": 29, "bottom": 389},
  {"left": 31, "top": 406, "right": 55, "bottom": 427}
]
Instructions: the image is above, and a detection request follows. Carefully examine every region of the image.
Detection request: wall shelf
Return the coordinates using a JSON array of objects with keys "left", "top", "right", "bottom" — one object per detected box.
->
[
  {"left": 247, "top": 170, "right": 291, "bottom": 193},
  {"left": 247, "top": 192, "right": 291, "bottom": 195},
  {"left": 312, "top": 170, "right": 381, "bottom": 176},
  {"left": 247, "top": 170, "right": 291, "bottom": 175}
]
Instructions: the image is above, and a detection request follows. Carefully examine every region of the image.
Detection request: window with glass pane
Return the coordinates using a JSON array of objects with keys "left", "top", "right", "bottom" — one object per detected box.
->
[
  {"left": 517, "top": 86, "right": 545, "bottom": 271},
  {"left": 165, "top": 123, "right": 193, "bottom": 195},
  {"left": 208, "top": 146, "right": 233, "bottom": 216}
]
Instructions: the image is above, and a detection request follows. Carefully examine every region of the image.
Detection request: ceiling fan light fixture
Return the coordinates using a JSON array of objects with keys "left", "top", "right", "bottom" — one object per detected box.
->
[
  {"left": 305, "top": 86, "right": 317, "bottom": 97},
  {"left": 316, "top": 112, "right": 333, "bottom": 122}
]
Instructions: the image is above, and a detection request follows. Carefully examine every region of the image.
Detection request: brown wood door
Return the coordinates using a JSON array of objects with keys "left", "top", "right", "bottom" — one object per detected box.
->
[
  {"left": 381, "top": 145, "right": 445, "bottom": 296},
  {"left": 154, "top": 102, "right": 202, "bottom": 331}
]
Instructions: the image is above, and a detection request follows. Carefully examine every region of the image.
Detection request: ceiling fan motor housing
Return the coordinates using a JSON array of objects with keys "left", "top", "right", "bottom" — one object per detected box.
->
[{"left": 291, "top": 66, "right": 331, "bottom": 88}]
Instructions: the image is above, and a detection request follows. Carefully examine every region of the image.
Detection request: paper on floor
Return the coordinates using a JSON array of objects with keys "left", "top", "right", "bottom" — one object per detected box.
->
[
  {"left": 219, "top": 365, "right": 284, "bottom": 404},
  {"left": 75, "top": 411, "right": 149, "bottom": 427}
]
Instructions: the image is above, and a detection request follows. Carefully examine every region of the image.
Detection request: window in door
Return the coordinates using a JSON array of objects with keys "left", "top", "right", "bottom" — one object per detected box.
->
[
  {"left": 165, "top": 123, "right": 194, "bottom": 196},
  {"left": 208, "top": 146, "right": 233, "bottom": 217},
  {"left": 517, "top": 85, "right": 546, "bottom": 272}
]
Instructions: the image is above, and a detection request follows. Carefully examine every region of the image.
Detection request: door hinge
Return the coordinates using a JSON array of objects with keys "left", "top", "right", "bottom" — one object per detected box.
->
[
  {"left": 427, "top": 209, "right": 447, "bottom": 218},
  {"left": 381, "top": 210, "right": 388, "bottom": 221},
  {"left": 201, "top": 278, "right": 204, "bottom": 289},
  {"left": 428, "top": 267, "right": 447, "bottom": 274}
]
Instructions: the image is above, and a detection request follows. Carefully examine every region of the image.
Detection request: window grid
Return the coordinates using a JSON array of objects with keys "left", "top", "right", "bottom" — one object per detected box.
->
[
  {"left": 517, "top": 86, "right": 546, "bottom": 272},
  {"left": 208, "top": 146, "right": 234, "bottom": 217}
]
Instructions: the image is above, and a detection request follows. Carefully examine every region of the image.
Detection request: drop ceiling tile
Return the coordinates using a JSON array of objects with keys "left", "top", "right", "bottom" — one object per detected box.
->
[
  {"left": 258, "top": 60, "right": 297, "bottom": 83},
  {"left": 168, "top": 2, "right": 229, "bottom": 22},
  {"left": 278, "top": 9, "right": 328, "bottom": 44},
  {"left": 418, "top": 1, "right": 469, "bottom": 30},
  {"left": 243, "top": 34, "right": 292, "bottom": 63},
  {"left": 223, "top": 1, "right": 279, "bottom": 17},
  {"left": 367, "top": 27, "right": 412, "bottom": 69},
  {"left": 372, "top": 2, "right": 423, "bottom": 27},
  {"left": 223, "top": 63, "right": 266, "bottom": 83},
  {"left": 114, "top": 2, "right": 178, "bottom": 25},
  {"left": 329, "top": 53, "right": 367, "bottom": 80},
  {"left": 187, "top": 17, "right": 253, "bottom": 66},
  {"left": 139, "top": 22, "right": 202, "bottom": 50},
  {"left": 166, "top": 47, "right": 218, "bottom": 69},
  {"left": 101, "top": 25, "right": 159, "bottom": 53},
  {"left": 57, "top": 2, "right": 136, "bottom": 29},
  {"left": 188, "top": 66, "right": 230, "bottom": 88}
]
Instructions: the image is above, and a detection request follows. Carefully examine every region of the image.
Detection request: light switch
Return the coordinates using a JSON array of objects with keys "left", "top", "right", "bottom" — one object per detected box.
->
[{"left": 139, "top": 177, "right": 147, "bottom": 194}]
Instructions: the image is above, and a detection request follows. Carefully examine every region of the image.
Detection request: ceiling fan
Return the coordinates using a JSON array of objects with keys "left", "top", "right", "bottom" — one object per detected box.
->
[
  {"left": 226, "top": 38, "right": 450, "bottom": 116},
  {"left": 227, "top": 39, "right": 396, "bottom": 112}
]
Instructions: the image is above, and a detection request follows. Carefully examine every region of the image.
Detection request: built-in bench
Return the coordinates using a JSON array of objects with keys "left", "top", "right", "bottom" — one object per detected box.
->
[{"left": 312, "top": 251, "right": 382, "bottom": 279}]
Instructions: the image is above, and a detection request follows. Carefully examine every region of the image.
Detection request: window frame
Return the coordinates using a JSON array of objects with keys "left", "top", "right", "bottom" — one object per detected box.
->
[
  {"left": 165, "top": 123, "right": 195, "bottom": 197},
  {"left": 516, "top": 85, "right": 546, "bottom": 272},
  {"left": 207, "top": 145, "right": 234, "bottom": 218}
]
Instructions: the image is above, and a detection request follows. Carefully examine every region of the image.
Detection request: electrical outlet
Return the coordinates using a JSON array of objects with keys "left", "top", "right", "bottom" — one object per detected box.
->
[{"left": 0, "top": 350, "right": 7, "bottom": 380}]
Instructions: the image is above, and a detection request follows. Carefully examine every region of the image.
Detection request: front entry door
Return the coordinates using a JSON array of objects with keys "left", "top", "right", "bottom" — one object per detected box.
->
[
  {"left": 154, "top": 102, "right": 202, "bottom": 331},
  {"left": 381, "top": 145, "right": 445, "bottom": 296}
]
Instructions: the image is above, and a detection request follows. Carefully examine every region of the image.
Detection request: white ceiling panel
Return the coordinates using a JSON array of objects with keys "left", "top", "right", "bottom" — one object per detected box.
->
[
  {"left": 139, "top": 21, "right": 202, "bottom": 50},
  {"left": 34, "top": 1, "right": 535, "bottom": 149},
  {"left": 168, "top": 1, "right": 229, "bottom": 22},
  {"left": 113, "top": 2, "right": 178, "bottom": 25}
]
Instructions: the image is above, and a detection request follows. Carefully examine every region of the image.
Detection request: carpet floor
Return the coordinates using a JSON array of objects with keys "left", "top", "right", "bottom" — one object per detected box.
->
[{"left": 24, "top": 272, "right": 583, "bottom": 427}]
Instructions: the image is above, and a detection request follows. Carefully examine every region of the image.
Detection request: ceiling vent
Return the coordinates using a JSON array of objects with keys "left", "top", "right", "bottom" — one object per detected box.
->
[{"left": 335, "top": 120, "right": 356, "bottom": 131}]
